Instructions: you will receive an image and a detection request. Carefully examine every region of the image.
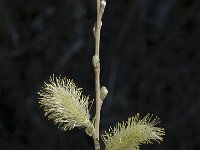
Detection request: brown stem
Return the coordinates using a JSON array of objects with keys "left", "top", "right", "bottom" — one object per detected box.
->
[{"left": 93, "top": 0, "right": 106, "bottom": 150}]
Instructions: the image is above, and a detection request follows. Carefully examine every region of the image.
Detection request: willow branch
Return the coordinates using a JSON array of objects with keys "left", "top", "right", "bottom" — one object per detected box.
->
[{"left": 93, "top": 0, "right": 106, "bottom": 150}]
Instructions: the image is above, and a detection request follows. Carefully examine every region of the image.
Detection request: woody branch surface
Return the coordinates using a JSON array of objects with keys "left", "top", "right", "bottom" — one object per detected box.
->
[{"left": 93, "top": 0, "right": 106, "bottom": 150}]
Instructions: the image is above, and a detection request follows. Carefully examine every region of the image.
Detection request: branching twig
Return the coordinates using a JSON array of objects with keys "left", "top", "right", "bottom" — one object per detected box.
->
[{"left": 93, "top": 0, "right": 106, "bottom": 149}]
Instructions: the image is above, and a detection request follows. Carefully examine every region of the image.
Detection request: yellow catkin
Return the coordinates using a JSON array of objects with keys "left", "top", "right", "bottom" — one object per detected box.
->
[
  {"left": 38, "top": 75, "right": 93, "bottom": 131},
  {"left": 102, "top": 113, "right": 165, "bottom": 150}
]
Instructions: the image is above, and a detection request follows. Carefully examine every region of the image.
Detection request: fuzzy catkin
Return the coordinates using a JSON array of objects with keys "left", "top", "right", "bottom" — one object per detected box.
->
[
  {"left": 38, "top": 75, "right": 93, "bottom": 131},
  {"left": 102, "top": 114, "right": 165, "bottom": 150}
]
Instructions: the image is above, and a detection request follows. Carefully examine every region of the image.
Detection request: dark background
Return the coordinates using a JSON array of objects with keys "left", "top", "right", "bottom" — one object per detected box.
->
[{"left": 0, "top": 0, "right": 200, "bottom": 149}]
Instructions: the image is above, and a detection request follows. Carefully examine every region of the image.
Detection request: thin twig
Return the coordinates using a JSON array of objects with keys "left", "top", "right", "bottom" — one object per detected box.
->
[{"left": 93, "top": 0, "right": 106, "bottom": 150}]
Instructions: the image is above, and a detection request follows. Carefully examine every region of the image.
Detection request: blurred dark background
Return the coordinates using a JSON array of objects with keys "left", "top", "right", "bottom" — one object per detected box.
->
[{"left": 0, "top": 0, "right": 200, "bottom": 149}]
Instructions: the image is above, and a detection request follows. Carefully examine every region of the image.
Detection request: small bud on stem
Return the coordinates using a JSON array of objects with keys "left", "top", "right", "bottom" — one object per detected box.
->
[
  {"left": 100, "top": 86, "right": 108, "bottom": 100},
  {"left": 100, "top": 0, "right": 106, "bottom": 10},
  {"left": 99, "top": 0, "right": 106, "bottom": 16},
  {"left": 93, "top": 55, "right": 100, "bottom": 68}
]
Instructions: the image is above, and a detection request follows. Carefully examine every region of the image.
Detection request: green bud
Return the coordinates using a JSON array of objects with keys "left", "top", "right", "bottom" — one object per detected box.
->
[
  {"left": 85, "top": 123, "right": 94, "bottom": 136},
  {"left": 92, "top": 55, "right": 100, "bottom": 67},
  {"left": 100, "top": 86, "right": 108, "bottom": 100}
]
